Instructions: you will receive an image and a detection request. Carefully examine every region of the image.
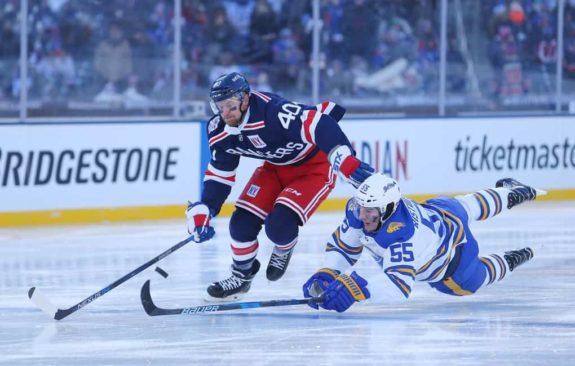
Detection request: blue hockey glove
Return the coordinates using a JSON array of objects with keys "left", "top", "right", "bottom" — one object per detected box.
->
[
  {"left": 302, "top": 268, "right": 341, "bottom": 309},
  {"left": 186, "top": 202, "right": 215, "bottom": 243},
  {"left": 321, "top": 271, "right": 370, "bottom": 313},
  {"left": 329, "top": 145, "right": 374, "bottom": 188}
]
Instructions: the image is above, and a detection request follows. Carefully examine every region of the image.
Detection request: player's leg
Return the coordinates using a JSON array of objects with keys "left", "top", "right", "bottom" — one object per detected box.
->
[
  {"left": 481, "top": 247, "right": 534, "bottom": 279},
  {"left": 206, "top": 208, "right": 264, "bottom": 300},
  {"left": 430, "top": 233, "right": 534, "bottom": 296},
  {"left": 228, "top": 208, "right": 264, "bottom": 271},
  {"left": 454, "top": 178, "right": 544, "bottom": 223},
  {"left": 265, "top": 153, "right": 336, "bottom": 281},
  {"left": 495, "top": 178, "right": 546, "bottom": 208},
  {"left": 458, "top": 246, "right": 533, "bottom": 292},
  {"left": 429, "top": 232, "right": 486, "bottom": 296},
  {"left": 264, "top": 204, "right": 300, "bottom": 281},
  {"left": 206, "top": 164, "right": 282, "bottom": 300}
]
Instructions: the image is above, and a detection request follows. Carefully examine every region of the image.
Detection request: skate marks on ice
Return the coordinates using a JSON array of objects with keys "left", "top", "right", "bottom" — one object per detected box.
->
[{"left": 1, "top": 203, "right": 574, "bottom": 365}]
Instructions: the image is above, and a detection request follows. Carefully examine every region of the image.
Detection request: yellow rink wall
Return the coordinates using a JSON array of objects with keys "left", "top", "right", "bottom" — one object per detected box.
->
[{"left": 2, "top": 190, "right": 573, "bottom": 227}]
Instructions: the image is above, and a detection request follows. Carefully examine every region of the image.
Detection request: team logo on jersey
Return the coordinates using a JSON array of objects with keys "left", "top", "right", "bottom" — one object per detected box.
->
[
  {"left": 247, "top": 134, "right": 267, "bottom": 148},
  {"left": 386, "top": 222, "right": 405, "bottom": 233},
  {"left": 208, "top": 116, "right": 221, "bottom": 133},
  {"left": 247, "top": 184, "right": 260, "bottom": 197}
]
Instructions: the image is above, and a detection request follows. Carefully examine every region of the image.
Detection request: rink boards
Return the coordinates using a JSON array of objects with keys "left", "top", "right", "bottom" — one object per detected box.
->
[{"left": 1, "top": 116, "right": 574, "bottom": 226}]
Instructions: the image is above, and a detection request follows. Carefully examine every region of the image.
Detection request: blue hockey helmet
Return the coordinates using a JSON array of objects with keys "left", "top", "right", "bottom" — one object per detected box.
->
[
  {"left": 209, "top": 72, "right": 250, "bottom": 115},
  {"left": 209, "top": 72, "right": 250, "bottom": 103}
]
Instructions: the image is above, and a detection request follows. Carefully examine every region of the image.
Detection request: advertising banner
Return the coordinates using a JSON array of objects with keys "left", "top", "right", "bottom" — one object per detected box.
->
[
  {"left": 2, "top": 115, "right": 573, "bottom": 223},
  {"left": 0, "top": 122, "right": 201, "bottom": 212}
]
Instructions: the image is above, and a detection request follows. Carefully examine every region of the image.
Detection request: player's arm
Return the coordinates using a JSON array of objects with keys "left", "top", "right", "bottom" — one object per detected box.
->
[
  {"left": 199, "top": 150, "right": 240, "bottom": 216},
  {"left": 302, "top": 200, "right": 364, "bottom": 305},
  {"left": 186, "top": 118, "right": 240, "bottom": 242},
  {"left": 298, "top": 100, "right": 346, "bottom": 122},
  {"left": 319, "top": 271, "right": 370, "bottom": 313},
  {"left": 187, "top": 147, "right": 239, "bottom": 243},
  {"left": 297, "top": 109, "right": 374, "bottom": 187},
  {"left": 317, "top": 239, "right": 417, "bottom": 313},
  {"left": 323, "top": 202, "right": 365, "bottom": 271},
  {"left": 367, "top": 242, "right": 417, "bottom": 304}
]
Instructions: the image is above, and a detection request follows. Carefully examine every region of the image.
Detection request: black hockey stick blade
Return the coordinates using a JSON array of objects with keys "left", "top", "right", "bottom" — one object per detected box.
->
[
  {"left": 28, "top": 236, "right": 195, "bottom": 320},
  {"left": 140, "top": 280, "right": 323, "bottom": 316}
]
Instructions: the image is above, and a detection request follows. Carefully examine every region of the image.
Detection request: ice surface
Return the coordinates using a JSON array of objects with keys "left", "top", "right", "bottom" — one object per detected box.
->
[{"left": 1, "top": 202, "right": 574, "bottom": 365}]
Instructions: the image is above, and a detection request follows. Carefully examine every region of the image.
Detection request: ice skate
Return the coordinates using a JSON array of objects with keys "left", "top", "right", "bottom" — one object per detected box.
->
[
  {"left": 504, "top": 247, "right": 534, "bottom": 271},
  {"left": 266, "top": 246, "right": 295, "bottom": 281},
  {"left": 495, "top": 178, "right": 546, "bottom": 208},
  {"left": 206, "top": 260, "right": 260, "bottom": 301}
]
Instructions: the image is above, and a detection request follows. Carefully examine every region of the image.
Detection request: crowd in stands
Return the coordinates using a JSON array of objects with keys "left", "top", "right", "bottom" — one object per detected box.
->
[
  {"left": 0, "top": 0, "right": 574, "bottom": 110},
  {"left": 483, "top": 0, "right": 575, "bottom": 99},
  {"left": 0, "top": 0, "right": 445, "bottom": 104}
]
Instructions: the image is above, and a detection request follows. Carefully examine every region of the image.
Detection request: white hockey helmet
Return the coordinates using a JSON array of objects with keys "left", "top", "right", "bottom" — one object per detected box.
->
[{"left": 353, "top": 173, "right": 401, "bottom": 224}]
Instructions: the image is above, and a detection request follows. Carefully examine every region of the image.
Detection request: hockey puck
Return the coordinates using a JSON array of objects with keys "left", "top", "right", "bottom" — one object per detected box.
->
[{"left": 155, "top": 266, "right": 169, "bottom": 278}]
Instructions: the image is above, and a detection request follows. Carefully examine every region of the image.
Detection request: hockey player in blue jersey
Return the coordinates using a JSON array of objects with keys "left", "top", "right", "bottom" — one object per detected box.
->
[
  {"left": 302, "top": 174, "right": 546, "bottom": 312},
  {"left": 186, "top": 72, "right": 374, "bottom": 300}
]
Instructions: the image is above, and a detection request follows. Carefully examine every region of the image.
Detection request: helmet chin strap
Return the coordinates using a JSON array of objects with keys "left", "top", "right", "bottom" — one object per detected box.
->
[
  {"left": 377, "top": 203, "right": 396, "bottom": 230},
  {"left": 238, "top": 93, "right": 249, "bottom": 121},
  {"left": 376, "top": 208, "right": 386, "bottom": 231}
]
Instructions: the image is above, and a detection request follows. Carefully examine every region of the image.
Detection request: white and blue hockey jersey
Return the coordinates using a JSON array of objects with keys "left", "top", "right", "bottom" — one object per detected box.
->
[
  {"left": 201, "top": 90, "right": 352, "bottom": 216},
  {"left": 323, "top": 197, "right": 471, "bottom": 303}
]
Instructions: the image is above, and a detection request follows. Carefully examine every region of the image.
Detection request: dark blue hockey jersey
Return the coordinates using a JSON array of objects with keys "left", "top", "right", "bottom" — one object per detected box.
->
[{"left": 201, "top": 90, "right": 352, "bottom": 216}]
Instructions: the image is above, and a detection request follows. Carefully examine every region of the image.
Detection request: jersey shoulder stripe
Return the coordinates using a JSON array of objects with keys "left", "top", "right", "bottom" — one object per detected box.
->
[
  {"left": 317, "top": 101, "right": 335, "bottom": 114},
  {"left": 313, "top": 101, "right": 346, "bottom": 122},
  {"left": 208, "top": 131, "right": 230, "bottom": 146},
  {"left": 300, "top": 109, "right": 320, "bottom": 145},
  {"left": 251, "top": 90, "right": 271, "bottom": 102},
  {"left": 244, "top": 120, "right": 265, "bottom": 130}
]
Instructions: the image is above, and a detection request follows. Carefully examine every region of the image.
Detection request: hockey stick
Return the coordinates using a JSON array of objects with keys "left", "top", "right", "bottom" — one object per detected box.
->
[
  {"left": 28, "top": 236, "right": 195, "bottom": 320},
  {"left": 140, "top": 280, "right": 323, "bottom": 316}
]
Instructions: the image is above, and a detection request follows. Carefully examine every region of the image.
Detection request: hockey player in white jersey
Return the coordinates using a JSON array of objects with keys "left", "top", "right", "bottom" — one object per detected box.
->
[{"left": 302, "top": 174, "right": 546, "bottom": 313}]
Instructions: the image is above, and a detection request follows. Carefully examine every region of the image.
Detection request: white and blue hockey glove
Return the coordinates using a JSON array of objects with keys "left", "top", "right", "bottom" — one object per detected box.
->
[
  {"left": 329, "top": 145, "right": 374, "bottom": 188},
  {"left": 186, "top": 202, "right": 215, "bottom": 243},
  {"left": 302, "top": 268, "right": 341, "bottom": 309},
  {"left": 321, "top": 271, "right": 370, "bottom": 313}
]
